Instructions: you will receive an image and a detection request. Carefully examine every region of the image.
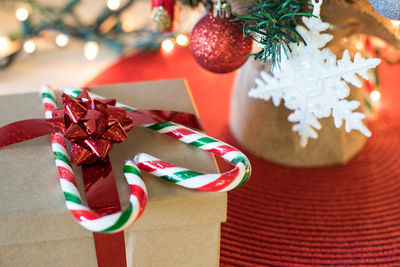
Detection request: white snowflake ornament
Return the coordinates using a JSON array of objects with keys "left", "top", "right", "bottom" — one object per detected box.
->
[{"left": 249, "top": 0, "right": 381, "bottom": 147}]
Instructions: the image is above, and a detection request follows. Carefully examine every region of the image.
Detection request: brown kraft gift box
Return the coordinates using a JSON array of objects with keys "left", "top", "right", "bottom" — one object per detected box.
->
[{"left": 0, "top": 79, "right": 226, "bottom": 266}]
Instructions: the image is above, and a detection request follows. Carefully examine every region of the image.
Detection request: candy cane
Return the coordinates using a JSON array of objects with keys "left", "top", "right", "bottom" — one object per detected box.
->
[
  {"left": 63, "top": 86, "right": 251, "bottom": 192},
  {"left": 40, "top": 85, "right": 147, "bottom": 233}
]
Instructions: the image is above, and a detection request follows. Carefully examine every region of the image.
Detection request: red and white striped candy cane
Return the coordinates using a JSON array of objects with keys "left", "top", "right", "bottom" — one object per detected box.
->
[
  {"left": 63, "top": 86, "right": 251, "bottom": 193},
  {"left": 41, "top": 85, "right": 147, "bottom": 233}
]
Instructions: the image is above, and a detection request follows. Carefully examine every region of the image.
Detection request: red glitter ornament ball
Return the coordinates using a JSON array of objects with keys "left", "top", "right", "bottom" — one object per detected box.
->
[{"left": 190, "top": 13, "right": 253, "bottom": 74}]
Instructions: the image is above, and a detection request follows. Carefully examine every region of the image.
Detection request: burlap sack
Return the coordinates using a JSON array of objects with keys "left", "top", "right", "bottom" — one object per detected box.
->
[
  {"left": 228, "top": 0, "right": 400, "bottom": 167},
  {"left": 229, "top": 57, "right": 367, "bottom": 167}
]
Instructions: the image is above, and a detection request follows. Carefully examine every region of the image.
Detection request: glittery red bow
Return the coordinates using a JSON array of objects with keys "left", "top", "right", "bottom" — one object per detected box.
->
[{"left": 49, "top": 89, "right": 133, "bottom": 165}]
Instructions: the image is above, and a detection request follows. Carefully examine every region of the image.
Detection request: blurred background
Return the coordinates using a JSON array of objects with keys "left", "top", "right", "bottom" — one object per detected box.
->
[{"left": 0, "top": 0, "right": 202, "bottom": 94}]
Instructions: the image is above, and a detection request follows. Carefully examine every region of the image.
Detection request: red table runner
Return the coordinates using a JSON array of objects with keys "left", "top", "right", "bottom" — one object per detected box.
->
[{"left": 88, "top": 47, "right": 400, "bottom": 266}]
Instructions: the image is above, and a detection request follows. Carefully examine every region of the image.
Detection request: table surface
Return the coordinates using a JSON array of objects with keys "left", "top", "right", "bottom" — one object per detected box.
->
[{"left": 86, "top": 46, "right": 400, "bottom": 266}]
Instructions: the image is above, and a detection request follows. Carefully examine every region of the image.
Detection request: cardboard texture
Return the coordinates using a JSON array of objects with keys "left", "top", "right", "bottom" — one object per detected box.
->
[
  {"left": 230, "top": 58, "right": 366, "bottom": 167},
  {"left": 0, "top": 80, "right": 227, "bottom": 266}
]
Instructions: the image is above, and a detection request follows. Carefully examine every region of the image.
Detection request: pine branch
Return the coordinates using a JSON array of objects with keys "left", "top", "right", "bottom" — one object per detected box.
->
[{"left": 233, "top": 0, "right": 312, "bottom": 67}]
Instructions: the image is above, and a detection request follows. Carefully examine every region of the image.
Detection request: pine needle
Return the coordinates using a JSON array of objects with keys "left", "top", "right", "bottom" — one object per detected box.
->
[{"left": 232, "top": 0, "right": 312, "bottom": 67}]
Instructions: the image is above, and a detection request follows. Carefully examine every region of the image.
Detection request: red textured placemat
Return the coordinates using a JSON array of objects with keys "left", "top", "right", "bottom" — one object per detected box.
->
[{"left": 87, "top": 47, "right": 400, "bottom": 266}]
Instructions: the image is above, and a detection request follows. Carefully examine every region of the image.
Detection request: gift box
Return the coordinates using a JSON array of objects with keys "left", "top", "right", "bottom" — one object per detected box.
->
[{"left": 0, "top": 80, "right": 227, "bottom": 266}]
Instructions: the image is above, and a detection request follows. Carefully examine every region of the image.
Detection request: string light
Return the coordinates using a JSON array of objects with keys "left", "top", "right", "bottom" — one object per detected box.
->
[
  {"left": 161, "top": 38, "right": 175, "bottom": 53},
  {"left": 23, "top": 40, "right": 36, "bottom": 53},
  {"left": 55, "top": 34, "right": 69, "bottom": 47},
  {"left": 16, "top": 7, "right": 29, "bottom": 22},
  {"left": 84, "top": 41, "right": 99, "bottom": 60},
  {"left": 176, "top": 34, "right": 189, "bottom": 47},
  {"left": 0, "top": 36, "right": 10, "bottom": 54},
  {"left": 370, "top": 90, "right": 381, "bottom": 102},
  {"left": 107, "top": 0, "right": 120, "bottom": 11}
]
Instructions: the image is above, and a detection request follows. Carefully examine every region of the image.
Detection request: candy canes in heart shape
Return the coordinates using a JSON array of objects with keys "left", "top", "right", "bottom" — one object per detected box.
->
[{"left": 41, "top": 85, "right": 251, "bottom": 233}]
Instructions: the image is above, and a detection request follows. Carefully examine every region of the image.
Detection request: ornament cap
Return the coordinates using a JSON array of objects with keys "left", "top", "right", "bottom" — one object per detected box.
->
[
  {"left": 213, "top": 0, "right": 231, "bottom": 18},
  {"left": 151, "top": 6, "right": 173, "bottom": 32}
]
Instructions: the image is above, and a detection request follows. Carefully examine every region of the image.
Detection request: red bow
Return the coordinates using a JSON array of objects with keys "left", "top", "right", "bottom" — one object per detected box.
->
[{"left": 48, "top": 89, "right": 133, "bottom": 165}]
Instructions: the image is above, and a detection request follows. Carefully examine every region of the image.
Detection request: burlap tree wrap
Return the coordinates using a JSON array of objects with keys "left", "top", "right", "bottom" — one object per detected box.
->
[
  {"left": 228, "top": 0, "right": 400, "bottom": 167},
  {"left": 230, "top": 58, "right": 367, "bottom": 167}
]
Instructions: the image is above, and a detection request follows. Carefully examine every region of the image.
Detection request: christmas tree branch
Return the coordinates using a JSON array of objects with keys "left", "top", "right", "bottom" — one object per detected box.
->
[{"left": 232, "top": 0, "right": 312, "bottom": 67}]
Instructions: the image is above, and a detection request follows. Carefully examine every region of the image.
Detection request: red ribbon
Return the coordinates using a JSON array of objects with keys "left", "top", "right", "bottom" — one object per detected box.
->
[
  {"left": 0, "top": 90, "right": 201, "bottom": 150},
  {"left": 0, "top": 118, "right": 55, "bottom": 147},
  {"left": 0, "top": 89, "right": 202, "bottom": 266},
  {"left": 82, "top": 157, "right": 127, "bottom": 267}
]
